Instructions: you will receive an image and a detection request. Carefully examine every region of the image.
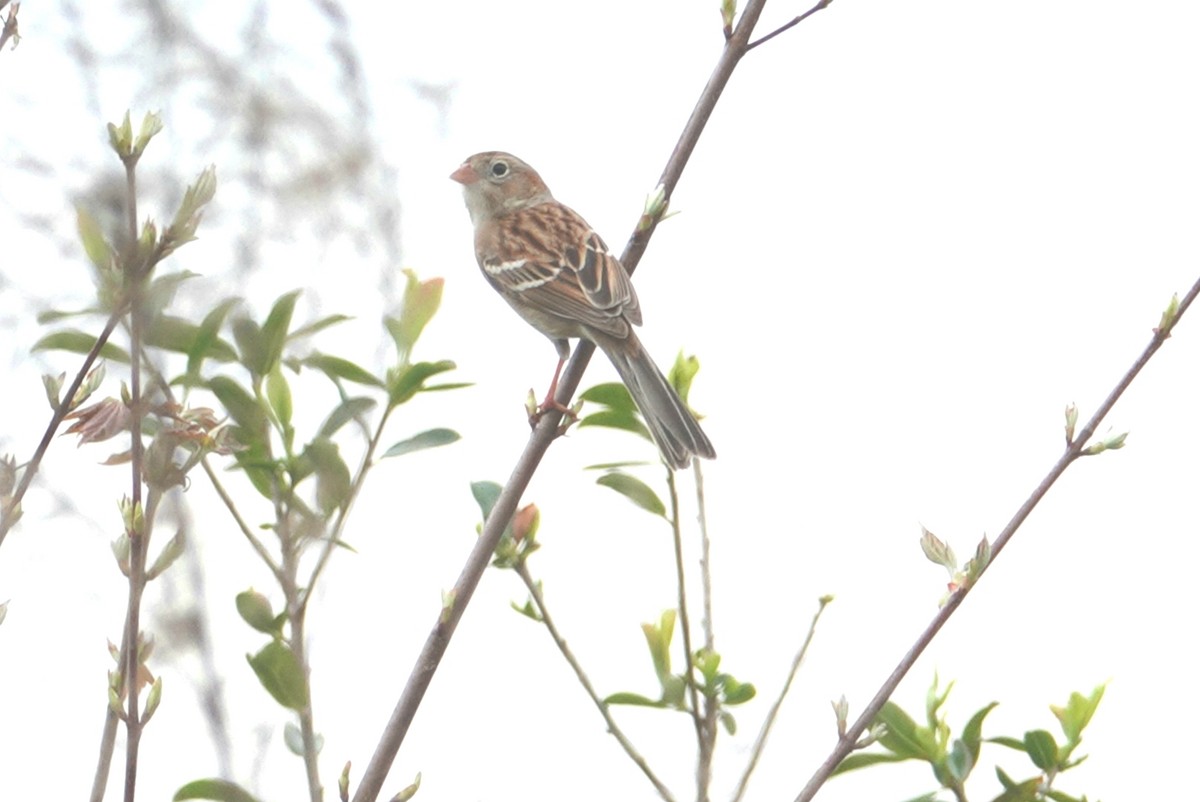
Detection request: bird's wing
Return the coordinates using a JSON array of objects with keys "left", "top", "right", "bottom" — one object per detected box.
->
[{"left": 479, "top": 202, "right": 641, "bottom": 337}]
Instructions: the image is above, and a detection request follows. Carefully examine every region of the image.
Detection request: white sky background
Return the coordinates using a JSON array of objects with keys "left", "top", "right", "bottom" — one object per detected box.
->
[{"left": 1, "top": 1, "right": 1198, "bottom": 801}]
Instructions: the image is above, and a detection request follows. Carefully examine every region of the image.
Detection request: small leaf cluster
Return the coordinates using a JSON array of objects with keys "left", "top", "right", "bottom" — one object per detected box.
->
[
  {"left": 105, "top": 630, "right": 163, "bottom": 729},
  {"left": 172, "top": 272, "right": 460, "bottom": 801},
  {"left": 202, "top": 269, "right": 463, "bottom": 518},
  {"left": 580, "top": 351, "right": 707, "bottom": 513},
  {"left": 921, "top": 527, "right": 992, "bottom": 603},
  {"left": 470, "top": 480, "right": 540, "bottom": 571},
  {"left": 236, "top": 588, "right": 310, "bottom": 713},
  {"left": 835, "top": 675, "right": 1105, "bottom": 802},
  {"left": 604, "top": 609, "right": 756, "bottom": 735}
]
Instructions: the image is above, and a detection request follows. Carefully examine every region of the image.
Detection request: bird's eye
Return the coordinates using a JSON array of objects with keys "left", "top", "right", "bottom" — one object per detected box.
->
[{"left": 490, "top": 160, "right": 510, "bottom": 179}]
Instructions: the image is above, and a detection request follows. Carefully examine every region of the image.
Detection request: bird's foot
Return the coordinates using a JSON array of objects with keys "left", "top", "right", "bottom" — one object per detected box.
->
[{"left": 526, "top": 390, "right": 581, "bottom": 436}]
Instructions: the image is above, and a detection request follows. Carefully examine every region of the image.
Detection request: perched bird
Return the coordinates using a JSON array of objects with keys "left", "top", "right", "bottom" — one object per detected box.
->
[{"left": 450, "top": 151, "right": 715, "bottom": 469}]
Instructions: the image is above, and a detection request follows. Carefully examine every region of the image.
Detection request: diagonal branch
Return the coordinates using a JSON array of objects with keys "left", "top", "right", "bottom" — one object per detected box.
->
[
  {"left": 792, "top": 277, "right": 1200, "bottom": 802},
  {"left": 747, "top": 0, "right": 835, "bottom": 51},
  {"left": 349, "top": 2, "right": 834, "bottom": 799},
  {"left": 0, "top": 307, "right": 124, "bottom": 548},
  {"left": 732, "top": 596, "right": 832, "bottom": 802},
  {"left": 514, "top": 562, "right": 678, "bottom": 802}
]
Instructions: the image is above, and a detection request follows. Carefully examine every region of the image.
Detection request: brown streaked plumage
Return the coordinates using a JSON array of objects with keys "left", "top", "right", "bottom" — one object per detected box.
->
[{"left": 450, "top": 151, "right": 715, "bottom": 469}]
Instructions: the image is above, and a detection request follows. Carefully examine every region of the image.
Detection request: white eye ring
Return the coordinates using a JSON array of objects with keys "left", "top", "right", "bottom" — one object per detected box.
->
[{"left": 490, "top": 160, "right": 510, "bottom": 178}]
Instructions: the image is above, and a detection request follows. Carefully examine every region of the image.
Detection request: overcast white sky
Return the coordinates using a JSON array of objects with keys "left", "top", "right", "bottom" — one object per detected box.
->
[{"left": 2, "top": 1, "right": 1199, "bottom": 800}]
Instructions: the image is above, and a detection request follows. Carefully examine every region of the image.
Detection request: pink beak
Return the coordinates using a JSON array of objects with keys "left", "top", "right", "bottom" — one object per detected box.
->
[{"left": 449, "top": 163, "right": 478, "bottom": 184}]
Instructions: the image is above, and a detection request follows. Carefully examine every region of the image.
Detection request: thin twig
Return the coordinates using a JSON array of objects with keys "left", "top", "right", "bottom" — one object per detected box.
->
[
  {"left": 0, "top": 307, "right": 124, "bottom": 547},
  {"left": 303, "top": 402, "right": 395, "bottom": 609},
  {"left": 731, "top": 596, "right": 831, "bottom": 802},
  {"left": 277, "top": 498, "right": 325, "bottom": 802},
  {"left": 121, "top": 152, "right": 149, "bottom": 802},
  {"left": 349, "top": 2, "right": 828, "bottom": 798},
  {"left": 746, "top": 0, "right": 834, "bottom": 51},
  {"left": 695, "top": 461, "right": 714, "bottom": 655},
  {"left": 89, "top": 706, "right": 120, "bottom": 802},
  {"left": 793, "top": 277, "right": 1200, "bottom": 802},
  {"left": 0, "top": 2, "right": 19, "bottom": 54},
  {"left": 693, "top": 460, "right": 720, "bottom": 798},
  {"left": 200, "top": 458, "right": 285, "bottom": 582},
  {"left": 665, "top": 469, "right": 708, "bottom": 800},
  {"left": 514, "top": 562, "right": 678, "bottom": 802}
]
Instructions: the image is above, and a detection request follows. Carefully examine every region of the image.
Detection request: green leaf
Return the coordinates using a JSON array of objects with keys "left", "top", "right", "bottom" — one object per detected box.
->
[
  {"left": 596, "top": 472, "right": 666, "bottom": 517},
  {"left": 1023, "top": 729, "right": 1059, "bottom": 772},
  {"left": 235, "top": 446, "right": 278, "bottom": 500},
  {"left": 393, "top": 773, "right": 422, "bottom": 802},
  {"left": 288, "top": 313, "right": 353, "bottom": 341},
  {"left": 173, "top": 778, "right": 264, "bottom": 802},
  {"left": 76, "top": 208, "right": 115, "bottom": 271},
  {"left": 584, "top": 460, "right": 654, "bottom": 471},
  {"left": 662, "top": 674, "right": 687, "bottom": 708},
  {"left": 283, "top": 721, "right": 323, "bottom": 756},
  {"left": 962, "top": 701, "right": 999, "bottom": 763},
  {"left": 579, "top": 410, "right": 653, "bottom": 440},
  {"left": 719, "top": 710, "right": 737, "bottom": 736},
  {"left": 721, "top": 678, "right": 756, "bottom": 705},
  {"left": 32, "top": 330, "right": 129, "bottom": 363},
  {"left": 387, "top": 270, "right": 444, "bottom": 360},
  {"left": 208, "top": 376, "right": 267, "bottom": 435},
  {"left": 421, "top": 381, "right": 473, "bottom": 393},
  {"left": 388, "top": 360, "right": 457, "bottom": 406},
  {"left": 302, "top": 353, "right": 383, "bottom": 387},
  {"left": 642, "top": 609, "right": 675, "bottom": 683},
  {"left": 381, "top": 428, "right": 460, "bottom": 458},
  {"left": 107, "top": 111, "right": 132, "bottom": 156},
  {"left": 695, "top": 649, "right": 721, "bottom": 685},
  {"left": 988, "top": 735, "right": 1027, "bottom": 751},
  {"left": 1043, "top": 789, "right": 1088, "bottom": 802},
  {"left": 604, "top": 692, "right": 666, "bottom": 707},
  {"left": 146, "top": 529, "right": 186, "bottom": 581},
  {"left": 145, "top": 315, "right": 238, "bottom": 364},
  {"left": 470, "top": 480, "right": 502, "bottom": 520},
  {"left": 875, "top": 701, "right": 937, "bottom": 761},
  {"left": 667, "top": 351, "right": 702, "bottom": 402},
  {"left": 303, "top": 438, "right": 351, "bottom": 514},
  {"left": 1051, "top": 684, "right": 1105, "bottom": 746},
  {"left": 133, "top": 110, "right": 164, "bottom": 156},
  {"left": 235, "top": 589, "right": 279, "bottom": 635},
  {"left": 920, "top": 526, "right": 957, "bottom": 574},
  {"left": 266, "top": 366, "right": 293, "bottom": 432},
  {"left": 579, "top": 382, "right": 636, "bottom": 412},
  {"left": 260, "top": 290, "right": 302, "bottom": 372},
  {"left": 317, "top": 397, "right": 377, "bottom": 439},
  {"left": 946, "top": 738, "right": 973, "bottom": 782},
  {"left": 38, "top": 307, "right": 104, "bottom": 324},
  {"left": 992, "top": 768, "right": 1043, "bottom": 802},
  {"left": 246, "top": 641, "right": 308, "bottom": 710},
  {"left": 925, "top": 672, "right": 954, "bottom": 730},
  {"left": 144, "top": 270, "right": 201, "bottom": 314},
  {"left": 232, "top": 318, "right": 268, "bottom": 376},
  {"left": 832, "top": 751, "right": 908, "bottom": 776},
  {"left": 510, "top": 599, "right": 543, "bottom": 622}
]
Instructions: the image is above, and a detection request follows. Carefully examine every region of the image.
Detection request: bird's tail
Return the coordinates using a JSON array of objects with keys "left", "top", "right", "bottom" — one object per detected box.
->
[{"left": 603, "top": 337, "right": 716, "bottom": 470}]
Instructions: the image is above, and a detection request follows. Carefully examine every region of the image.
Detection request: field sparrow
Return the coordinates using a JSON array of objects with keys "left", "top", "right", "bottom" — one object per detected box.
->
[{"left": 451, "top": 151, "right": 716, "bottom": 469}]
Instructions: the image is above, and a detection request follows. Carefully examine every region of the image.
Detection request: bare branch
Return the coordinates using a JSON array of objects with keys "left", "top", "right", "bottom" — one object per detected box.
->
[
  {"left": 0, "top": 2, "right": 19, "bottom": 54},
  {"left": 514, "top": 563, "right": 678, "bottom": 802},
  {"left": 732, "top": 596, "right": 832, "bottom": 802},
  {"left": 746, "top": 0, "right": 835, "bottom": 51}
]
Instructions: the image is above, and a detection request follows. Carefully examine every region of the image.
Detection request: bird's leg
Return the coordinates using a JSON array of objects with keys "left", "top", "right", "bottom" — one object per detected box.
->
[{"left": 527, "top": 355, "right": 578, "bottom": 431}]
